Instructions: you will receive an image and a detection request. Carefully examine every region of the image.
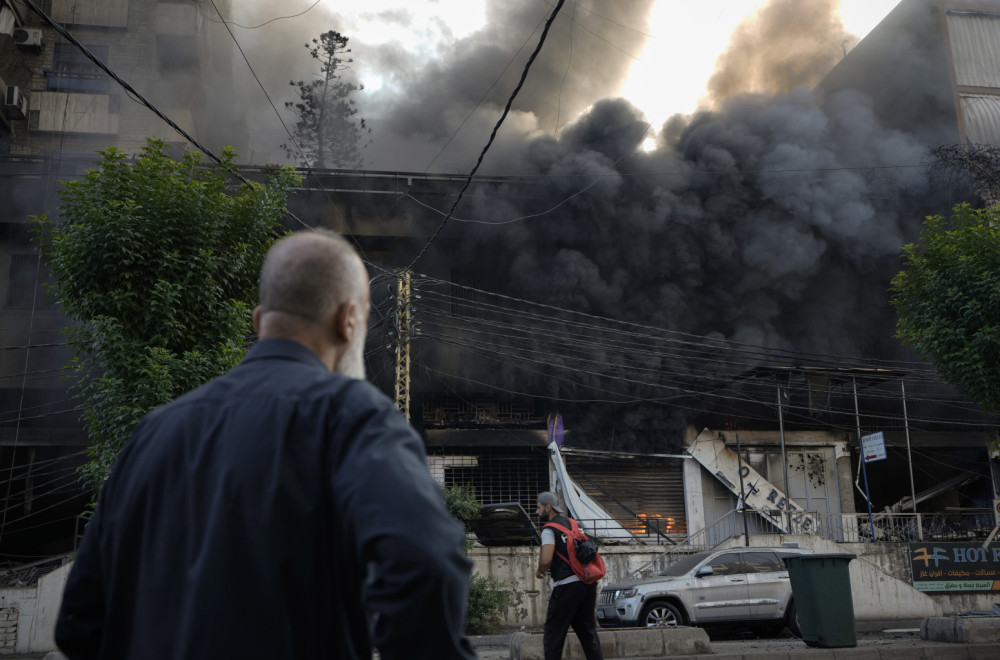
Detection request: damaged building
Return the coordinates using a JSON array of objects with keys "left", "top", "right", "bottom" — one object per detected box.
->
[{"left": 0, "top": 0, "right": 999, "bottom": 574}]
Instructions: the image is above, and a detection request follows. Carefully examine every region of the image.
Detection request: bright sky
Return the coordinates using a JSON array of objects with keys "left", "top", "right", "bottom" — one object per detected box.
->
[
  {"left": 622, "top": 0, "right": 902, "bottom": 126},
  {"left": 335, "top": 0, "right": 902, "bottom": 123}
]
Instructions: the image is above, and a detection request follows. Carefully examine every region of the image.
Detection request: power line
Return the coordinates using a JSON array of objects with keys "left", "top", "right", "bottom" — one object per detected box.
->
[
  {"left": 422, "top": 5, "right": 553, "bottom": 174},
  {"left": 202, "top": 0, "right": 323, "bottom": 30},
  {"left": 406, "top": 0, "right": 567, "bottom": 269},
  {"left": 23, "top": 1, "right": 237, "bottom": 175},
  {"left": 209, "top": 1, "right": 378, "bottom": 259},
  {"left": 411, "top": 275, "right": 940, "bottom": 372}
]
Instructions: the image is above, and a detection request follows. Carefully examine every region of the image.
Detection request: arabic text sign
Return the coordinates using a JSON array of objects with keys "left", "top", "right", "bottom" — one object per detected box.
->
[
  {"left": 909, "top": 542, "right": 1000, "bottom": 593},
  {"left": 861, "top": 431, "right": 887, "bottom": 463}
]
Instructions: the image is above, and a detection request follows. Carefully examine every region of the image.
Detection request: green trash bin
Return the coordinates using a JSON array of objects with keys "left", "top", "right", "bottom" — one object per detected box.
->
[{"left": 783, "top": 553, "right": 857, "bottom": 648}]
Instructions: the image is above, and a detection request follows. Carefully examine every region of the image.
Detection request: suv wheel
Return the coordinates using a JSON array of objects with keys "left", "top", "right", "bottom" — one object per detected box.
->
[
  {"left": 640, "top": 601, "right": 683, "bottom": 627},
  {"left": 786, "top": 601, "right": 802, "bottom": 637}
]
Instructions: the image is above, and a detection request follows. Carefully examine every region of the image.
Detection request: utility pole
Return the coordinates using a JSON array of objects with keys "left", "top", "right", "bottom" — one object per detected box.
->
[
  {"left": 776, "top": 382, "right": 790, "bottom": 530},
  {"left": 394, "top": 269, "right": 412, "bottom": 420}
]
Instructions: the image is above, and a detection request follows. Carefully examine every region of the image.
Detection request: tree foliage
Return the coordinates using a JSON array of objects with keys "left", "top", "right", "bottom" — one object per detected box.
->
[
  {"left": 31, "top": 139, "right": 301, "bottom": 488},
  {"left": 283, "top": 30, "right": 370, "bottom": 169},
  {"left": 932, "top": 144, "right": 1000, "bottom": 205},
  {"left": 466, "top": 573, "right": 513, "bottom": 635},
  {"left": 890, "top": 203, "right": 1000, "bottom": 412},
  {"left": 444, "top": 483, "right": 483, "bottom": 537},
  {"left": 442, "top": 485, "right": 513, "bottom": 635}
]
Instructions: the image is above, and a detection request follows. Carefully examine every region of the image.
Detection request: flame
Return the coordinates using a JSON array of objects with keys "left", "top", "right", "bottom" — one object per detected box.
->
[{"left": 628, "top": 513, "right": 682, "bottom": 535}]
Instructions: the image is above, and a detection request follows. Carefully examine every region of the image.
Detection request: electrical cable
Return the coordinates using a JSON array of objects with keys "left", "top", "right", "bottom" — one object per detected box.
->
[
  {"left": 209, "top": 0, "right": 378, "bottom": 260},
  {"left": 421, "top": 6, "right": 553, "bottom": 175},
  {"left": 202, "top": 0, "right": 323, "bottom": 30},
  {"left": 405, "top": 0, "right": 567, "bottom": 269},
  {"left": 416, "top": 326, "right": 994, "bottom": 429},
  {"left": 23, "top": 1, "right": 243, "bottom": 176},
  {"left": 0, "top": 342, "right": 72, "bottom": 351},
  {"left": 411, "top": 274, "right": 947, "bottom": 372},
  {"left": 554, "top": 0, "right": 576, "bottom": 135}
]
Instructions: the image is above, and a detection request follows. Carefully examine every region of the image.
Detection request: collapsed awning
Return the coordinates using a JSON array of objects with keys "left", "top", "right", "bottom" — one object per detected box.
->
[{"left": 547, "top": 441, "right": 637, "bottom": 543}]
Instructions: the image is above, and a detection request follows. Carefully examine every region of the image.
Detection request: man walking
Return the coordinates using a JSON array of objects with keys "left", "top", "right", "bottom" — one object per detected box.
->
[
  {"left": 56, "top": 230, "right": 476, "bottom": 659},
  {"left": 535, "top": 491, "right": 604, "bottom": 660}
]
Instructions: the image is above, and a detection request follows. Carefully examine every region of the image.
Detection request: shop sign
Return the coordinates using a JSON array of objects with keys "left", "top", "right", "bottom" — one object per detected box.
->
[
  {"left": 687, "top": 429, "right": 817, "bottom": 534},
  {"left": 861, "top": 431, "right": 886, "bottom": 463},
  {"left": 909, "top": 542, "right": 1000, "bottom": 593}
]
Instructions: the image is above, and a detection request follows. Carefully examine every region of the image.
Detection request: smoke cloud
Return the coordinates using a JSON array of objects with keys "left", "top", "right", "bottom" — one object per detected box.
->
[
  {"left": 231, "top": 0, "right": 654, "bottom": 169},
  {"left": 223, "top": 1, "right": 972, "bottom": 450},
  {"left": 707, "top": 0, "right": 858, "bottom": 103}
]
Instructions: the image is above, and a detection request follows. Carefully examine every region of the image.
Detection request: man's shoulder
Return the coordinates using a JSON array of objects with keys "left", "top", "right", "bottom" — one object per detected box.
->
[{"left": 544, "top": 515, "right": 573, "bottom": 530}]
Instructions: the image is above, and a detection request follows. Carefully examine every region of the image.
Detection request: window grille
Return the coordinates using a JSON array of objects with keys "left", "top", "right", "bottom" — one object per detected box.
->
[{"left": 428, "top": 446, "right": 548, "bottom": 518}]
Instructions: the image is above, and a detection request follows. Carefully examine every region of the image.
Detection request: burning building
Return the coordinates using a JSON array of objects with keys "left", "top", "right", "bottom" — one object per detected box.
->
[{"left": 1, "top": 0, "right": 998, "bottom": 562}]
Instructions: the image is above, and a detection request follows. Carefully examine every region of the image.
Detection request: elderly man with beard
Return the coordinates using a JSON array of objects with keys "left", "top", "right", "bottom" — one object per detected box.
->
[{"left": 55, "top": 230, "right": 476, "bottom": 660}]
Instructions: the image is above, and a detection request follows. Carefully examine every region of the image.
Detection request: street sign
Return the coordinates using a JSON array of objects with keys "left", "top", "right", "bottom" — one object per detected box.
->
[{"left": 861, "top": 431, "right": 887, "bottom": 463}]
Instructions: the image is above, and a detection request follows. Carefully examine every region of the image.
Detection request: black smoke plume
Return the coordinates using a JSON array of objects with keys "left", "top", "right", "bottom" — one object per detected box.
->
[{"left": 236, "top": 1, "right": 984, "bottom": 451}]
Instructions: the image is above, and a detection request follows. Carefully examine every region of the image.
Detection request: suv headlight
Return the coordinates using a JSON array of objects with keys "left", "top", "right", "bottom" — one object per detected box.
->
[{"left": 614, "top": 588, "right": 639, "bottom": 600}]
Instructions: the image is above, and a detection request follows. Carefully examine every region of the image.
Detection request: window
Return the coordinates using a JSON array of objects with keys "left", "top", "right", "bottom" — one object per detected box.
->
[
  {"left": 743, "top": 551, "right": 784, "bottom": 574},
  {"left": 46, "top": 43, "right": 111, "bottom": 93},
  {"left": 706, "top": 552, "right": 744, "bottom": 576}
]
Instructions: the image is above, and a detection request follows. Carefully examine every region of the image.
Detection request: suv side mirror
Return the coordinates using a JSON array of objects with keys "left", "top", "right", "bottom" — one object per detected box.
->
[{"left": 695, "top": 566, "right": 714, "bottom": 578}]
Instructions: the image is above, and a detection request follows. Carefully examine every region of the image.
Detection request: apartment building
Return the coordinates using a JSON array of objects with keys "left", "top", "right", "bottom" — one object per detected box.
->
[{"left": 0, "top": 0, "right": 246, "bottom": 560}]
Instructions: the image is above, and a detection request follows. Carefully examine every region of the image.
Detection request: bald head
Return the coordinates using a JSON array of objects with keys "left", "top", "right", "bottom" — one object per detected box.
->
[
  {"left": 254, "top": 230, "right": 370, "bottom": 375},
  {"left": 258, "top": 230, "right": 367, "bottom": 323}
]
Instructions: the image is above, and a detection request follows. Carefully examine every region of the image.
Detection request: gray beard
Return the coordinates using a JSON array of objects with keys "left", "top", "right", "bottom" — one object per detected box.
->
[{"left": 336, "top": 331, "right": 367, "bottom": 380}]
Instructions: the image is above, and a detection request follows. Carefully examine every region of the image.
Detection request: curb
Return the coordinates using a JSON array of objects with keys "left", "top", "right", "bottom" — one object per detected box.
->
[
  {"left": 661, "top": 642, "right": 1000, "bottom": 659},
  {"left": 921, "top": 616, "right": 1000, "bottom": 643},
  {"left": 508, "top": 627, "right": 710, "bottom": 659}
]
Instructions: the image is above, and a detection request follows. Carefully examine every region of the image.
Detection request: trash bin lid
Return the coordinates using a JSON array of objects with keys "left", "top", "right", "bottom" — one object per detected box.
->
[{"left": 785, "top": 553, "right": 856, "bottom": 562}]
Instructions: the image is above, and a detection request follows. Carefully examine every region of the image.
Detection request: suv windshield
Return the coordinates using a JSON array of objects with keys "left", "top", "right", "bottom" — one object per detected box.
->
[{"left": 659, "top": 551, "right": 712, "bottom": 576}]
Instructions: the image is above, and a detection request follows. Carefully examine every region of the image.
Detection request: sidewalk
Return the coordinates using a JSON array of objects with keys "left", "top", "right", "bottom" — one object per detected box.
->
[{"left": 469, "top": 619, "right": 1000, "bottom": 659}]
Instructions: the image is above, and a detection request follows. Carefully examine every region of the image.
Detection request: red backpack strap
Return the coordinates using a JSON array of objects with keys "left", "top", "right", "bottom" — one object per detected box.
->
[
  {"left": 543, "top": 521, "right": 571, "bottom": 536},
  {"left": 542, "top": 518, "right": 579, "bottom": 566}
]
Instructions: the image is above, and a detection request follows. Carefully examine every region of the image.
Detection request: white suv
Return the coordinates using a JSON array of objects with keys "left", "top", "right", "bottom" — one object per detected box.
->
[{"left": 597, "top": 546, "right": 813, "bottom": 635}]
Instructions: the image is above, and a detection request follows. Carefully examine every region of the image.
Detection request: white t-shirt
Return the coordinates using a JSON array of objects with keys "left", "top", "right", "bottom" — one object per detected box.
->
[{"left": 541, "top": 527, "right": 580, "bottom": 586}]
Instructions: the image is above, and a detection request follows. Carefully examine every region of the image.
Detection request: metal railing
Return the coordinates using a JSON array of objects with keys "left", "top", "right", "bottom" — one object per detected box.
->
[
  {"left": 572, "top": 517, "right": 684, "bottom": 546},
  {"left": 577, "top": 510, "right": 999, "bottom": 552},
  {"left": 683, "top": 510, "right": 999, "bottom": 546}
]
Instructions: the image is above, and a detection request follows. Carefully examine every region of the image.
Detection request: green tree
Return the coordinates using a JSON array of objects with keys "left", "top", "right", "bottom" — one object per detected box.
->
[
  {"left": 283, "top": 30, "right": 370, "bottom": 169},
  {"left": 31, "top": 139, "right": 301, "bottom": 488},
  {"left": 890, "top": 203, "right": 1000, "bottom": 412},
  {"left": 442, "top": 485, "right": 514, "bottom": 635}
]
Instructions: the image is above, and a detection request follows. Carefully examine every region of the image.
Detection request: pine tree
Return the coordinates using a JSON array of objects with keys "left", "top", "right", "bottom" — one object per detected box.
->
[{"left": 283, "top": 30, "right": 370, "bottom": 169}]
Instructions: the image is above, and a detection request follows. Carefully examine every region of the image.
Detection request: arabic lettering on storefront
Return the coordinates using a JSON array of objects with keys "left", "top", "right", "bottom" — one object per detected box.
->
[{"left": 910, "top": 542, "right": 1000, "bottom": 593}]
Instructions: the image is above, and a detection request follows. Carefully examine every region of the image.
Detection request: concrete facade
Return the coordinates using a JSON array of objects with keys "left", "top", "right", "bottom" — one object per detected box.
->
[
  {"left": 470, "top": 534, "right": 999, "bottom": 629},
  {"left": 0, "top": 562, "right": 68, "bottom": 654}
]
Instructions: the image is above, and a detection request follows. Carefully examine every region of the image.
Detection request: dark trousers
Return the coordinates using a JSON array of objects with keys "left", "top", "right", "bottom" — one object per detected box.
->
[{"left": 543, "top": 580, "right": 603, "bottom": 660}]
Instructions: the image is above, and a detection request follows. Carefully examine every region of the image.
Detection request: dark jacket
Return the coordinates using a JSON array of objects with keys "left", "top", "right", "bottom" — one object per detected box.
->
[
  {"left": 55, "top": 339, "right": 475, "bottom": 660},
  {"left": 544, "top": 514, "right": 576, "bottom": 582}
]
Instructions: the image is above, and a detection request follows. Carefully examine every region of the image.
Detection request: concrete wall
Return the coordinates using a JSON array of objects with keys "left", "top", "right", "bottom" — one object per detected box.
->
[
  {"left": 469, "top": 545, "right": 677, "bottom": 628},
  {"left": 470, "top": 534, "right": 1000, "bottom": 629},
  {"left": 0, "top": 562, "right": 69, "bottom": 654},
  {"left": 13, "top": 541, "right": 998, "bottom": 641}
]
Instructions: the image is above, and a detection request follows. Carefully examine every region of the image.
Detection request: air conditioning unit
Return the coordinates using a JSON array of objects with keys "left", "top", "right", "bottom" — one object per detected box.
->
[
  {"left": 4, "top": 86, "right": 27, "bottom": 120},
  {"left": 12, "top": 27, "right": 42, "bottom": 49}
]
